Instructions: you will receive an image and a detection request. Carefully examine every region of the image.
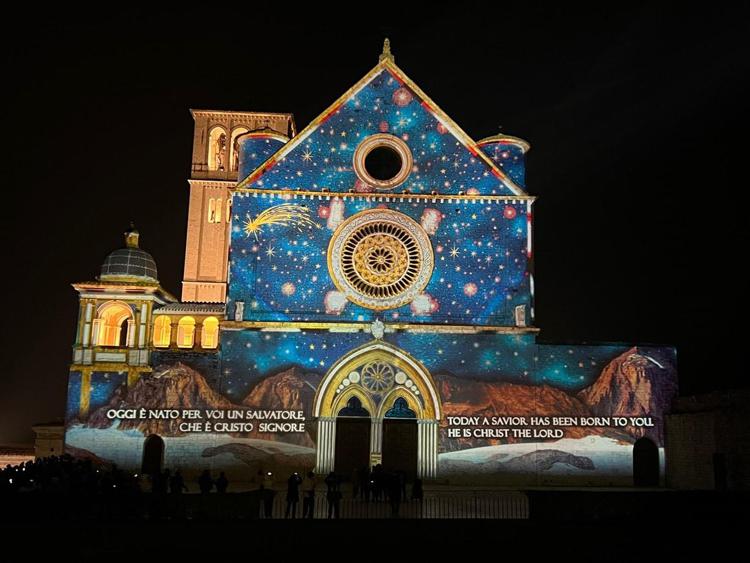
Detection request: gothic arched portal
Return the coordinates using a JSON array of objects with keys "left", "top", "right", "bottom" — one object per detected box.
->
[{"left": 313, "top": 341, "right": 441, "bottom": 479}]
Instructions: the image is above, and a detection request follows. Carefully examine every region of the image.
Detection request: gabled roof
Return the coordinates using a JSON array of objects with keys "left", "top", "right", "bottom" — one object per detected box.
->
[{"left": 236, "top": 44, "right": 527, "bottom": 197}]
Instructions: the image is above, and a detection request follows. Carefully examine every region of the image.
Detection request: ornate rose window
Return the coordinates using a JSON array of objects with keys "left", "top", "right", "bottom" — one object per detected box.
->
[{"left": 327, "top": 209, "right": 433, "bottom": 310}]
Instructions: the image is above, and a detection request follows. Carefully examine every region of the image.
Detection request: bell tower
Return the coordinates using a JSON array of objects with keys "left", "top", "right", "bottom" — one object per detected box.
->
[{"left": 181, "top": 110, "right": 296, "bottom": 303}]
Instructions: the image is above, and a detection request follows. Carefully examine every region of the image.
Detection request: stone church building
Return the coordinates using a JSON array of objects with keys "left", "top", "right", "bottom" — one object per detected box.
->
[{"left": 63, "top": 42, "right": 678, "bottom": 488}]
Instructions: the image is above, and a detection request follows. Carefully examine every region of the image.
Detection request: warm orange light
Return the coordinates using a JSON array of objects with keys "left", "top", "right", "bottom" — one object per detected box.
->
[
  {"left": 208, "top": 198, "right": 216, "bottom": 223},
  {"left": 153, "top": 315, "right": 171, "bottom": 348},
  {"left": 177, "top": 316, "right": 196, "bottom": 348},
  {"left": 95, "top": 301, "right": 132, "bottom": 347},
  {"left": 202, "top": 316, "right": 219, "bottom": 349},
  {"left": 230, "top": 127, "right": 249, "bottom": 172},
  {"left": 208, "top": 198, "right": 224, "bottom": 224},
  {"left": 208, "top": 127, "right": 227, "bottom": 171}
]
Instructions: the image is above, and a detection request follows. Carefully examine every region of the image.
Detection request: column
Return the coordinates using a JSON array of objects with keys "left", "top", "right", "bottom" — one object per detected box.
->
[
  {"left": 370, "top": 418, "right": 383, "bottom": 466},
  {"left": 91, "top": 319, "right": 101, "bottom": 346},
  {"left": 315, "top": 417, "right": 337, "bottom": 474},
  {"left": 429, "top": 420, "right": 438, "bottom": 478},
  {"left": 170, "top": 319, "right": 178, "bottom": 348},
  {"left": 195, "top": 323, "right": 203, "bottom": 349},
  {"left": 82, "top": 302, "right": 93, "bottom": 346},
  {"left": 417, "top": 420, "right": 425, "bottom": 477},
  {"left": 138, "top": 304, "right": 147, "bottom": 348},
  {"left": 417, "top": 420, "right": 439, "bottom": 479},
  {"left": 127, "top": 319, "right": 136, "bottom": 347}
]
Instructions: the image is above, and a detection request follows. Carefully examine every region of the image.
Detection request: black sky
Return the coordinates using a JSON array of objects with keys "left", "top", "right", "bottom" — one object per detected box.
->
[{"left": 2, "top": 5, "right": 748, "bottom": 444}]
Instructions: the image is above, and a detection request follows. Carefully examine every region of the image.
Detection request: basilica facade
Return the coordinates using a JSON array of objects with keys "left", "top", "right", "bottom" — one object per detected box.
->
[{"left": 64, "top": 42, "right": 678, "bottom": 487}]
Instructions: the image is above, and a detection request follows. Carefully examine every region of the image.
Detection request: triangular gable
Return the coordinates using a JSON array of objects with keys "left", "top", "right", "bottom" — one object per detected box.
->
[{"left": 236, "top": 58, "right": 526, "bottom": 197}]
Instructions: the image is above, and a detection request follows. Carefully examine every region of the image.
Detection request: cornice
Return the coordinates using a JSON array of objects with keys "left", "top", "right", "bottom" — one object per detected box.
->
[
  {"left": 232, "top": 187, "right": 536, "bottom": 202},
  {"left": 188, "top": 179, "right": 237, "bottom": 188},
  {"left": 221, "top": 320, "right": 539, "bottom": 334}
]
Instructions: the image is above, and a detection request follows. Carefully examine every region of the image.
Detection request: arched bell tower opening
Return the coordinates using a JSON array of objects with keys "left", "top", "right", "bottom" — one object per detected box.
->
[{"left": 313, "top": 341, "right": 441, "bottom": 479}]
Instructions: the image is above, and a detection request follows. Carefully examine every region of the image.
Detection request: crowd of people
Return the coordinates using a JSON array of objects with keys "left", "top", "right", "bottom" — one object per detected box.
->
[
  {"left": 0, "top": 455, "right": 232, "bottom": 496},
  {"left": 2, "top": 454, "right": 140, "bottom": 495},
  {"left": 1, "top": 455, "right": 423, "bottom": 520},
  {"left": 281, "top": 464, "right": 424, "bottom": 519}
]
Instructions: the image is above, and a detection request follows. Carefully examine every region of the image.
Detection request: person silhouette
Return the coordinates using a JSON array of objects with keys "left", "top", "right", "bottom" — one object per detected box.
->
[
  {"left": 351, "top": 467, "right": 360, "bottom": 499},
  {"left": 259, "top": 471, "right": 275, "bottom": 519},
  {"left": 285, "top": 472, "right": 302, "bottom": 519},
  {"left": 169, "top": 469, "right": 188, "bottom": 519},
  {"left": 302, "top": 471, "right": 316, "bottom": 519},
  {"left": 360, "top": 465, "right": 371, "bottom": 502},
  {"left": 412, "top": 477, "right": 423, "bottom": 501},
  {"left": 388, "top": 473, "right": 402, "bottom": 518},
  {"left": 198, "top": 469, "right": 214, "bottom": 494},
  {"left": 169, "top": 470, "right": 187, "bottom": 494},
  {"left": 325, "top": 472, "right": 341, "bottom": 519},
  {"left": 216, "top": 472, "right": 229, "bottom": 493}
]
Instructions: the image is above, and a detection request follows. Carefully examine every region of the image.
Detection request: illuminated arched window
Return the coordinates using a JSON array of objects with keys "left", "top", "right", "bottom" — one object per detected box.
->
[
  {"left": 207, "top": 198, "right": 216, "bottom": 223},
  {"left": 202, "top": 317, "right": 219, "bottom": 349},
  {"left": 176, "top": 316, "right": 196, "bottom": 348},
  {"left": 153, "top": 316, "right": 171, "bottom": 348},
  {"left": 208, "top": 127, "right": 227, "bottom": 171},
  {"left": 94, "top": 301, "right": 132, "bottom": 347},
  {"left": 225, "top": 198, "right": 232, "bottom": 223},
  {"left": 230, "top": 127, "right": 249, "bottom": 172}
]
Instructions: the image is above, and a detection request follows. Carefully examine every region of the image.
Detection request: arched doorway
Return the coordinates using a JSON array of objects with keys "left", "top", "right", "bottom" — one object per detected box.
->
[
  {"left": 382, "top": 397, "right": 418, "bottom": 479},
  {"left": 313, "top": 341, "right": 442, "bottom": 479},
  {"left": 142, "top": 434, "right": 164, "bottom": 476},
  {"left": 633, "top": 437, "right": 659, "bottom": 487},
  {"left": 334, "top": 396, "right": 371, "bottom": 480}
]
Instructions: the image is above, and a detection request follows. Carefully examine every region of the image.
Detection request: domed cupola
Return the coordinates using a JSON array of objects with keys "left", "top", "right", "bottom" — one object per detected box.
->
[{"left": 100, "top": 223, "right": 158, "bottom": 282}]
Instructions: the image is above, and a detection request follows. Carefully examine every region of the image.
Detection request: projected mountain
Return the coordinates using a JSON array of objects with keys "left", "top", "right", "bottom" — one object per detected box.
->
[
  {"left": 85, "top": 344, "right": 674, "bottom": 451},
  {"left": 86, "top": 362, "right": 233, "bottom": 436},
  {"left": 241, "top": 366, "right": 321, "bottom": 417},
  {"left": 577, "top": 347, "right": 677, "bottom": 440},
  {"left": 85, "top": 363, "right": 317, "bottom": 446},
  {"left": 436, "top": 347, "right": 675, "bottom": 451},
  {"left": 436, "top": 373, "right": 630, "bottom": 452}
]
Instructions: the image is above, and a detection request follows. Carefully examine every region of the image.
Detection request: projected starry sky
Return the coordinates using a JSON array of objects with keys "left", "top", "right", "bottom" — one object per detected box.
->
[
  {"left": 243, "top": 68, "right": 520, "bottom": 196},
  {"left": 217, "top": 330, "right": 675, "bottom": 401},
  {"left": 228, "top": 195, "right": 531, "bottom": 325}
]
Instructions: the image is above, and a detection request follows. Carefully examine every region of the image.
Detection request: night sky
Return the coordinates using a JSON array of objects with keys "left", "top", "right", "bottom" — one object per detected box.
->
[{"left": 2, "top": 5, "right": 748, "bottom": 444}]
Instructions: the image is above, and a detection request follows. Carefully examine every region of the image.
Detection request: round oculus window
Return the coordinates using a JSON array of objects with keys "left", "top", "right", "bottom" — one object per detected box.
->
[
  {"left": 328, "top": 209, "right": 433, "bottom": 310},
  {"left": 353, "top": 134, "right": 412, "bottom": 190}
]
